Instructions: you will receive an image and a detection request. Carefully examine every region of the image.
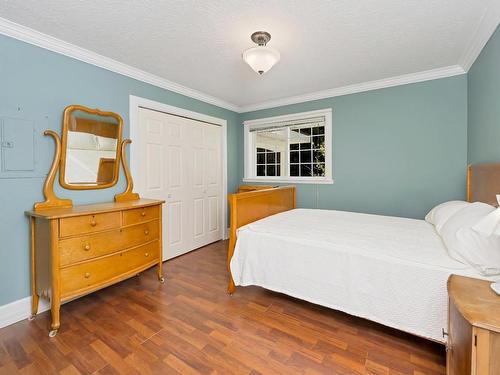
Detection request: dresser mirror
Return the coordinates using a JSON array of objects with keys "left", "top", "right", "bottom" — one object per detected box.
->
[{"left": 59, "top": 105, "right": 123, "bottom": 189}]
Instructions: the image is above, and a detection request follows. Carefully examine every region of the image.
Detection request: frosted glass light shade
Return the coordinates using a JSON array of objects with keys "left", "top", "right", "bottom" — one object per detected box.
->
[{"left": 242, "top": 46, "right": 280, "bottom": 75}]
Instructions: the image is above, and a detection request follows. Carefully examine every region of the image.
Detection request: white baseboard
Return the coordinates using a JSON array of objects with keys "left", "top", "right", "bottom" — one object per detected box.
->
[{"left": 0, "top": 296, "right": 50, "bottom": 329}]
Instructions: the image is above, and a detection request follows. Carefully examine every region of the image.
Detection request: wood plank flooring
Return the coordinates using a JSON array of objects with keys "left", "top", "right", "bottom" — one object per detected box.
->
[{"left": 0, "top": 240, "right": 446, "bottom": 374}]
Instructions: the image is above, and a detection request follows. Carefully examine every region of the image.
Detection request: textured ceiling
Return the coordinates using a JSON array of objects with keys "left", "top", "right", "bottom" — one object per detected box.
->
[{"left": 0, "top": 0, "right": 495, "bottom": 108}]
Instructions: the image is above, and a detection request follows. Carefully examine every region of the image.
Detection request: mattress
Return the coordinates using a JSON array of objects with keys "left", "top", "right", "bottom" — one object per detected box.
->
[{"left": 230, "top": 208, "right": 493, "bottom": 342}]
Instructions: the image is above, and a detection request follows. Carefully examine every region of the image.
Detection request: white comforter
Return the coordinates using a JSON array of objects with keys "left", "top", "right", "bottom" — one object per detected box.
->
[{"left": 230, "top": 208, "right": 492, "bottom": 342}]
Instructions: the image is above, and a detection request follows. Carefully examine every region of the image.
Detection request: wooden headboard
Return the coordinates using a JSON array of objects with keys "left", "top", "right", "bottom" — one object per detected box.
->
[
  {"left": 467, "top": 163, "right": 500, "bottom": 207},
  {"left": 227, "top": 185, "right": 296, "bottom": 293}
]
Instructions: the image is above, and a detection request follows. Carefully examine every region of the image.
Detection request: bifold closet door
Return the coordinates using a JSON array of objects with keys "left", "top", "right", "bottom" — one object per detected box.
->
[{"left": 137, "top": 108, "right": 223, "bottom": 260}]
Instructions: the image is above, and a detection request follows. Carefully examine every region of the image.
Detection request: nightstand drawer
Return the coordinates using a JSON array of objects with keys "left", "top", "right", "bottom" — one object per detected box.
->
[{"left": 59, "top": 212, "right": 121, "bottom": 237}]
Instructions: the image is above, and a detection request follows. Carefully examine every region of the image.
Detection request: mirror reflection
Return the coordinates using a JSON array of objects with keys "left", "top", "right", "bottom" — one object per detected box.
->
[{"left": 63, "top": 110, "right": 120, "bottom": 187}]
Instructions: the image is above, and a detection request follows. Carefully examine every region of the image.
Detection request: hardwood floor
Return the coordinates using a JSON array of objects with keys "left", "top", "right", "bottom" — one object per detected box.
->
[{"left": 0, "top": 240, "right": 446, "bottom": 374}]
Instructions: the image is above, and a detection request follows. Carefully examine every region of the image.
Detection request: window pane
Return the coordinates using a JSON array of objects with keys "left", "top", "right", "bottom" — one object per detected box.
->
[
  {"left": 266, "top": 152, "right": 275, "bottom": 163},
  {"left": 312, "top": 126, "right": 324, "bottom": 135},
  {"left": 313, "top": 163, "right": 325, "bottom": 176},
  {"left": 300, "top": 142, "right": 311, "bottom": 150},
  {"left": 257, "top": 165, "right": 265, "bottom": 176},
  {"left": 313, "top": 150, "right": 325, "bottom": 163},
  {"left": 266, "top": 165, "right": 276, "bottom": 176},
  {"left": 313, "top": 136, "right": 325, "bottom": 148},
  {"left": 249, "top": 116, "right": 328, "bottom": 181},
  {"left": 300, "top": 150, "right": 311, "bottom": 163},
  {"left": 300, "top": 164, "right": 312, "bottom": 177}
]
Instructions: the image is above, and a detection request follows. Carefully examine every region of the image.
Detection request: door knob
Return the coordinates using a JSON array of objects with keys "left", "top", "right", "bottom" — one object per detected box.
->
[
  {"left": 84, "top": 272, "right": 91, "bottom": 278},
  {"left": 84, "top": 244, "right": 91, "bottom": 251},
  {"left": 144, "top": 229, "right": 149, "bottom": 235}
]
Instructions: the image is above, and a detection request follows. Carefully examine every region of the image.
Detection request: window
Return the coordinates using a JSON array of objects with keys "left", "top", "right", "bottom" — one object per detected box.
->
[{"left": 244, "top": 109, "right": 333, "bottom": 184}]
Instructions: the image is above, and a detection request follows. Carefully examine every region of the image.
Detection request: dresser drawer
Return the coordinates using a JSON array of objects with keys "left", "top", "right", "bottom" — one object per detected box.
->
[
  {"left": 59, "top": 221, "right": 159, "bottom": 266},
  {"left": 60, "top": 241, "right": 159, "bottom": 298},
  {"left": 122, "top": 240, "right": 160, "bottom": 270},
  {"left": 123, "top": 205, "right": 159, "bottom": 226},
  {"left": 59, "top": 212, "right": 121, "bottom": 237}
]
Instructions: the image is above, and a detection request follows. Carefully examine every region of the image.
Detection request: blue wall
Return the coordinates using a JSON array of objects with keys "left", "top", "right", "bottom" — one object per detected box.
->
[
  {"left": 468, "top": 26, "right": 500, "bottom": 164},
  {"left": 239, "top": 76, "right": 468, "bottom": 219},
  {"left": 0, "top": 34, "right": 239, "bottom": 306}
]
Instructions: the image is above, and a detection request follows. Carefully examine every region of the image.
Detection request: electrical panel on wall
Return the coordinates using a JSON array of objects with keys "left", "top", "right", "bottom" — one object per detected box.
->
[{"left": 0, "top": 117, "right": 36, "bottom": 177}]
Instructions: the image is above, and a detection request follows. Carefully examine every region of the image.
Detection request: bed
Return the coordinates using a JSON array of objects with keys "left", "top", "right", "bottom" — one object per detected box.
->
[{"left": 227, "top": 163, "right": 500, "bottom": 343}]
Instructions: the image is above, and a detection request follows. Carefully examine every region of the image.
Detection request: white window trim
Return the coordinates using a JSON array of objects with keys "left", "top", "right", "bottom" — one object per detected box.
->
[{"left": 243, "top": 108, "right": 333, "bottom": 184}]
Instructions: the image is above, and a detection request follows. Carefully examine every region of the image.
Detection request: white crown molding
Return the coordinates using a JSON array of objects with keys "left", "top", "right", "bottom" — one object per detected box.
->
[
  {"left": 239, "top": 65, "right": 466, "bottom": 113},
  {"left": 459, "top": 2, "right": 500, "bottom": 72},
  {"left": 0, "top": 17, "right": 240, "bottom": 112},
  {"left": 0, "top": 296, "right": 50, "bottom": 329},
  {"left": 0, "top": 14, "right": 495, "bottom": 115}
]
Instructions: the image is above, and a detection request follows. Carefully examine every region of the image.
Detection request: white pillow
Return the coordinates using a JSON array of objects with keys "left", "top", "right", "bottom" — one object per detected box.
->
[
  {"left": 67, "top": 131, "right": 98, "bottom": 150},
  {"left": 96, "top": 135, "right": 118, "bottom": 151},
  {"left": 425, "top": 201, "right": 471, "bottom": 234},
  {"left": 440, "top": 202, "right": 500, "bottom": 276},
  {"left": 472, "top": 195, "right": 500, "bottom": 236}
]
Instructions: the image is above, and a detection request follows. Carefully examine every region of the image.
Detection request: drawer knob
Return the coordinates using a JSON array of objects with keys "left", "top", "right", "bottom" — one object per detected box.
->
[
  {"left": 90, "top": 220, "right": 97, "bottom": 227},
  {"left": 84, "top": 272, "right": 91, "bottom": 278},
  {"left": 141, "top": 211, "right": 146, "bottom": 217},
  {"left": 84, "top": 244, "right": 91, "bottom": 251},
  {"left": 144, "top": 229, "right": 149, "bottom": 235},
  {"left": 145, "top": 252, "right": 150, "bottom": 257}
]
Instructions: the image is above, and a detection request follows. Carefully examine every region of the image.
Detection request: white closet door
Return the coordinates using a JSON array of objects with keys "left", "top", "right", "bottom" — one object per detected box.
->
[
  {"left": 190, "top": 121, "right": 222, "bottom": 249},
  {"left": 137, "top": 108, "right": 222, "bottom": 260}
]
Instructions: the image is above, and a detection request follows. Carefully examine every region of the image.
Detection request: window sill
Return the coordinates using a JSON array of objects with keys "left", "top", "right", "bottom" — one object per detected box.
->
[{"left": 243, "top": 178, "right": 334, "bottom": 185}]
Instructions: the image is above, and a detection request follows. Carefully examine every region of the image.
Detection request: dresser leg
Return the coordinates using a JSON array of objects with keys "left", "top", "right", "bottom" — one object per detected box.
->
[
  {"left": 158, "top": 262, "right": 164, "bottom": 283},
  {"left": 158, "top": 251, "right": 165, "bottom": 284},
  {"left": 29, "top": 294, "right": 39, "bottom": 321},
  {"left": 29, "top": 216, "right": 39, "bottom": 321},
  {"left": 49, "top": 219, "right": 60, "bottom": 337},
  {"left": 49, "top": 299, "right": 60, "bottom": 337}
]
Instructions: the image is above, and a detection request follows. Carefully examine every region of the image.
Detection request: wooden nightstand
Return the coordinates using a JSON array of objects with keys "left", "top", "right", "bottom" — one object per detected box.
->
[{"left": 447, "top": 275, "right": 500, "bottom": 375}]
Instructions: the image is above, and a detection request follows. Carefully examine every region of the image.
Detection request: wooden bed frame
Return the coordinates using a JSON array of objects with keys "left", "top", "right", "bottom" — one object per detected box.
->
[
  {"left": 227, "top": 163, "right": 500, "bottom": 293},
  {"left": 227, "top": 185, "right": 296, "bottom": 293}
]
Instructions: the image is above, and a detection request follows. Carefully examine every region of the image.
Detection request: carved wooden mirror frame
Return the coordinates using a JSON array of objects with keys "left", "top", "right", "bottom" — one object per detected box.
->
[
  {"left": 34, "top": 105, "right": 139, "bottom": 211},
  {"left": 59, "top": 105, "right": 123, "bottom": 190}
]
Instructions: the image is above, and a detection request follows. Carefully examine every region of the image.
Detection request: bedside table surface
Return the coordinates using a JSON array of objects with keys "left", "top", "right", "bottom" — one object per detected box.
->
[{"left": 448, "top": 275, "right": 500, "bottom": 334}]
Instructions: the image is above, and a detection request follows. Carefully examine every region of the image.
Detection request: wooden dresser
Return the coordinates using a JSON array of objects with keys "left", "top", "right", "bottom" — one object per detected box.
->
[
  {"left": 25, "top": 199, "right": 164, "bottom": 337},
  {"left": 447, "top": 275, "right": 500, "bottom": 375}
]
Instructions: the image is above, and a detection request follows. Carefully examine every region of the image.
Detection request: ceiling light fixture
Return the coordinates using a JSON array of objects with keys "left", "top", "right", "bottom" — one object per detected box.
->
[{"left": 242, "top": 31, "right": 280, "bottom": 75}]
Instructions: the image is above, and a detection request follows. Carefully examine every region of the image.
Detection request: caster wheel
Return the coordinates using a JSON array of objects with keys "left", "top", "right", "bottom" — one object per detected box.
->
[
  {"left": 48, "top": 330, "right": 58, "bottom": 338},
  {"left": 159, "top": 277, "right": 165, "bottom": 283},
  {"left": 28, "top": 314, "right": 36, "bottom": 321}
]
